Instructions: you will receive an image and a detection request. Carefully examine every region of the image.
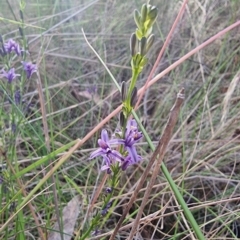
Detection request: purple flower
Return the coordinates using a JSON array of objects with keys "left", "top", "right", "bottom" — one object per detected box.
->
[
  {"left": 0, "top": 175, "right": 3, "bottom": 184},
  {"left": 105, "top": 187, "right": 112, "bottom": 194},
  {"left": 121, "top": 155, "right": 133, "bottom": 171},
  {"left": 90, "top": 120, "right": 143, "bottom": 172},
  {"left": 22, "top": 61, "right": 37, "bottom": 79},
  {"left": 11, "top": 123, "right": 17, "bottom": 133},
  {"left": 123, "top": 119, "right": 142, "bottom": 163},
  {"left": 115, "top": 119, "right": 143, "bottom": 168},
  {"left": 91, "top": 229, "right": 102, "bottom": 236},
  {"left": 87, "top": 85, "right": 97, "bottom": 95},
  {"left": 90, "top": 129, "right": 124, "bottom": 172},
  {"left": 1, "top": 68, "right": 20, "bottom": 83},
  {"left": 101, "top": 201, "right": 112, "bottom": 216},
  {"left": 4, "top": 39, "right": 21, "bottom": 56}
]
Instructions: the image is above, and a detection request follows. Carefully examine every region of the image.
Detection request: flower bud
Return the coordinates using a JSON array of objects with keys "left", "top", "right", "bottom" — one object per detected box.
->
[
  {"left": 134, "top": 9, "right": 142, "bottom": 30},
  {"left": 132, "top": 53, "right": 142, "bottom": 68},
  {"left": 119, "top": 112, "right": 125, "bottom": 127},
  {"left": 101, "top": 201, "right": 112, "bottom": 216},
  {"left": 106, "top": 187, "right": 112, "bottom": 194},
  {"left": 130, "top": 87, "right": 138, "bottom": 107},
  {"left": 121, "top": 81, "right": 127, "bottom": 102},
  {"left": 14, "top": 90, "right": 21, "bottom": 105},
  {"left": 139, "top": 37, "right": 147, "bottom": 56},
  {"left": 146, "top": 34, "right": 155, "bottom": 52},
  {"left": 130, "top": 33, "right": 137, "bottom": 56},
  {"left": 140, "top": 56, "right": 148, "bottom": 68},
  {"left": 148, "top": 6, "right": 158, "bottom": 21},
  {"left": 19, "top": 27, "right": 24, "bottom": 37},
  {"left": 141, "top": 4, "right": 148, "bottom": 23},
  {"left": 19, "top": 10, "right": 24, "bottom": 21}
]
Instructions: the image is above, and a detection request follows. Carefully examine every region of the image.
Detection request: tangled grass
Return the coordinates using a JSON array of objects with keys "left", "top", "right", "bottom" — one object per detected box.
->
[{"left": 1, "top": 0, "right": 240, "bottom": 239}]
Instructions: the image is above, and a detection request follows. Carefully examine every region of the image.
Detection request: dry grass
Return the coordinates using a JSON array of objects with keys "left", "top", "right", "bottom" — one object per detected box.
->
[{"left": 1, "top": 0, "right": 240, "bottom": 239}]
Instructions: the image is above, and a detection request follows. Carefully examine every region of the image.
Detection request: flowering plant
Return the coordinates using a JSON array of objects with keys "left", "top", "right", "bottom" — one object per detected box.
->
[
  {"left": 0, "top": 37, "right": 37, "bottom": 128},
  {"left": 80, "top": 2, "right": 158, "bottom": 238},
  {"left": 0, "top": 11, "right": 37, "bottom": 237}
]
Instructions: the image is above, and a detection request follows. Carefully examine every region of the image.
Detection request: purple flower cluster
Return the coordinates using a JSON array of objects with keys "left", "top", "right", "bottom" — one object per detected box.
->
[
  {"left": 22, "top": 61, "right": 37, "bottom": 79},
  {"left": 0, "top": 39, "right": 37, "bottom": 83},
  {"left": 3, "top": 39, "right": 21, "bottom": 56},
  {"left": 90, "top": 119, "right": 143, "bottom": 173},
  {"left": 1, "top": 68, "right": 20, "bottom": 83},
  {"left": 101, "top": 201, "right": 112, "bottom": 216}
]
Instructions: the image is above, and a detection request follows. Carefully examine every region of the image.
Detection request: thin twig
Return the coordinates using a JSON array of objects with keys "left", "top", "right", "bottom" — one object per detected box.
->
[
  {"left": 145, "top": 20, "right": 240, "bottom": 90},
  {"left": 110, "top": 89, "right": 184, "bottom": 240}
]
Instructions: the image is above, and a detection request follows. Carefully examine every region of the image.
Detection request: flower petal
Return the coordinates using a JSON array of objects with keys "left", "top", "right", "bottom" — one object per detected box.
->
[
  {"left": 98, "top": 139, "right": 108, "bottom": 149},
  {"left": 127, "top": 145, "right": 141, "bottom": 163},
  {"left": 101, "top": 129, "right": 109, "bottom": 142},
  {"left": 89, "top": 148, "right": 104, "bottom": 159},
  {"left": 111, "top": 150, "right": 124, "bottom": 161},
  {"left": 101, "top": 165, "right": 110, "bottom": 171}
]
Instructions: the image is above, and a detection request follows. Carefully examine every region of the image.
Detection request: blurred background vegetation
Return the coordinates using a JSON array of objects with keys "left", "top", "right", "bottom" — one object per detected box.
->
[{"left": 1, "top": 0, "right": 240, "bottom": 239}]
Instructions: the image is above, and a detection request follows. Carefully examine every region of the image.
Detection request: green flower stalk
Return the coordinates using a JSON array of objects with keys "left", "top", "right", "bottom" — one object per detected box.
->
[{"left": 123, "top": 1, "right": 158, "bottom": 121}]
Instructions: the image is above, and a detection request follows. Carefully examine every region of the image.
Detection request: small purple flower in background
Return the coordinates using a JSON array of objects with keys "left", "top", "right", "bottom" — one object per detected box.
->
[
  {"left": 0, "top": 175, "right": 3, "bottom": 184},
  {"left": 90, "top": 129, "right": 124, "bottom": 173},
  {"left": 105, "top": 187, "right": 112, "bottom": 194},
  {"left": 91, "top": 228, "right": 102, "bottom": 236},
  {"left": 4, "top": 39, "right": 21, "bottom": 56},
  {"left": 11, "top": 123, "right": 17, "bottom": 133},
  {"left": 14, "top": 90, "right": 21, "bottom": 104},
  {"left": 101, "top": 201, "right": 112, "bottom": 216},
  {"left": 87, "top": 85, "right": 97, "bottom": 95},
  {"left": 1, "top": 68, "right": 20, "bottom": 83},
  {"left": 22, "top": 61, "right": 37, "bottom": 79}
]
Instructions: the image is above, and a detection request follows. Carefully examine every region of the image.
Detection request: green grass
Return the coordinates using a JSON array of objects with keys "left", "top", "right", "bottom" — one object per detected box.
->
[{"left": 1, "top": 0, "right": 240, "bottom": 239}]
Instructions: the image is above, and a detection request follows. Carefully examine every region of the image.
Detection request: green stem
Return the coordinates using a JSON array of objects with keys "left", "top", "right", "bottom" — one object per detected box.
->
[
  {"left": 127, "top": 67, "right": 139, "bottom": 107},
  {"left": 80, "top": 166, "right": 121, "bottom": 240}
]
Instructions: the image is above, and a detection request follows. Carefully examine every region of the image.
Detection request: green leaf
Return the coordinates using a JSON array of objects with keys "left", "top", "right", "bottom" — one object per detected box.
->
[{"left": 13, "top": 140, "right": 77, "bottom": 179}]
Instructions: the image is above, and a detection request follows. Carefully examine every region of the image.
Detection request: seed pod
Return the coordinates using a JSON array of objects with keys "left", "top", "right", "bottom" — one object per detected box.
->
[
  {"left": 139, "top": 37, "right": 147, "bottom": 56},
  {"left": 130, "top": 33, "right": 137, "bottom": 56},
  {"left": 130, "top": 87, "right": 138, "bottom": 107},
  {"left": 141, "top": 4, "right": 148, "bottom": 23}
]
